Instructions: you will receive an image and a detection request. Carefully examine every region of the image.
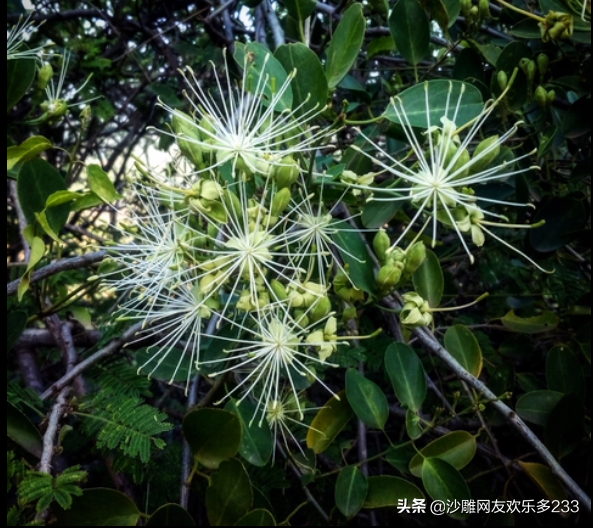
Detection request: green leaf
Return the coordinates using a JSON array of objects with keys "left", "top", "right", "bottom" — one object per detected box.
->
[
  {"left": 226, "top": 400, "right": 273, "bottom": 467},
  {"left": 183, "top": 409, "right": 242, "bottom": 469},
  {"left": 19, "top": 466, "right": 86, "bottom": 514},
  {"left": 282, "top": 0, "right": 316, "bottom": 22},
  {"left": 7, "top": 58, "right": 36, "bottom": 111},
  {"left": 35, "top": 210, "right": 63, "bottom": 243},
  {"left": 444, "top": 325, "right": 483, "bottom": 377},
  {"left": 147, "top": 83, "right": 183, "bottom": 108},
  {"left": 45, "top": 191, "right": 86, "bottom": 208},
  {"left": 325, "top": 2, "right": 366, "bottom": 89},
  {"left": 426, "top": 0, "right": 462, "bottom": 31},
  {"left": 412, "top": 249, "right": 444, "bottom": 308},
  {"left": 306, "top": 391, "right": 353, "bottom": 454},
  {"left": 333, "top": 228, "right": 378, "bottom": 295},
  {"left": 7, "top": 136, "right": 52, "bottom": 171},
  {"left": 422, "top": 458, "right": 471, "bottom": 520},
  {"left": 515, "top": 390, "right": 563, "bottom": 426},
  {"left": 517, "top": 462, "right": 567, "bottom": 503},
  {"left": 453, "top": 48, "right": 485, "bottom": 84},
  {"left": 274, "top": 43, "right": 328, "bottom": 116},
  {"left": 388, "top": 0, "right": 430, "bottom": 66},
  {"left": 146, "top": 504, "right": 195, "bottom": 526},
  {"left": 18, "top": 236, "right": 46, "bottom": 300},
  {"left": 405, "top": 409, "right": 424, "bottom": 440},
  {"left": 54, "top": 488, "right": 140, "bottom": 526},
  {"left": 367, "top": 36, "right": 396, "bottom": 59},
  {"left": 234, "top": 42, "right": 293, "bottom": 112},
  {"left": 500, "top": 311, "right": 559, "bottom": 334},
  {"left": 385, "top": 342, "right": 427, "bottom": 411},
  {"left": 530, "top": 197, "right": 587, "bottom": 252},
  {"left": 136, "top": 347, "right": 190, "bottom": 383},
  {"left": 510, "top": 18, "right": 541, "bottom": 39},
  {"left": 345, "top": 369, "right": 389, "bottom": 430},
  {"left": 409, "top": 431, "right": 477, "bottom": 477},
  {"left": 17, "top": 159, "right": 69, "bottom": 234},
  {"left": 7, "top": 402, "right": 42, "bottom": 458},
  {"left": 88, "top": 164, "right": 122, "bottom": 203},
  {"left": 206, "top": 459, "right": 253, "bottom": 526},
  {"left": 361, "top": 200, "right": 402, "bottom": 229},
  {"left": 545, "top": 394, "right": 584, "bottom": 459},
  {"left": 385, "top": 80, "right": 484, "bottom": 129},
  {"left": 546, "top": 345, "right": 586, "bottom": 402},
  {"left": 335, "top": 466, "right": 368, "bottom": 518},
  {"left": 363, "top": 476, "right": 425, "bottom": 509},
  {"left": 7, "top": 311, "right": 28, "bottom": 351},
  {"left": 71, "top": 192, "right": 104, "bottom": 212},
  {"left": 235, "top": 509, "right": 276, "bottom": 526},
  {"left": 385, "top": 444, "right": 416, "bottom": 474}
]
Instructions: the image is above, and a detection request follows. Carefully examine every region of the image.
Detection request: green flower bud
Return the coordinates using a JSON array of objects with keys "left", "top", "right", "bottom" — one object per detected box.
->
[
  {"left": 309, "top": 296, "right": 332, "bottom": 323},
  {"left": 271, "top": 187, "right": 291, "bottom": 216},
  {"left": 189, "top": 198, "right": 228, "bottom": 223},
  {"left": 537, "top": 53, "right": 549, "bottom": 79},
  {"left": 497, "top": 70, "right": 508, "bottom": 92},
  {"left": 222, "top": 189, "right": 242, "bottom": 222},
  {"left": 37, "top": 62, "right": 53, "bottom": 91},
  {"left": 461, "top": 0, "right": 473, "bottom": 17},
  {"left": 469, "top": 6, "right": 479, "bottom": 19},
  {"left": 47, "top": 99, "right": 68, "bottom": 119},
  {"left": 200, "top": 273, "right": 220, "bottom": 296},
  {"left": 478, "top": 0, "right": 491, "bottom": 20},
  {"left": 377, "top": 262, "right": 403, "bottom": 290},
  {"left": 534, "top": 85, "right": 548, "bottom": 107},
  {"left": 237, "top": 291, "right": 256, "bottom": 312},
  {"left": 273, "top": 156, "right": 300, "bottom": 188},
  {"left": 405, "top": 242, "right": 426, "bottom": 276},
  {"left": 400, "top": 292, "right": 433, "bottom": 328},
  {"left": 546, "top": 89, "right": 556, "bottom": 105},
  {"left": 343, "top": 307, "right": 358, "bottom": 322},
  {"left": 527, "top": 60, "right": 537, "bottom": 85},
  {"left": 199, "top": 180, "right": 223, "bottom": 201},
  {"left": 172, "top": 111, "right": 204, "bottom": 167},
  {"left": 373, "top": 229, "right": 391, "bottom": 263},
  {"left": 519, "top": 58, "right": 531, "bottom": 74},
  {"left": 470, "top": 135, "right": 501, "bottom": 174},
  {"left": 471, "top": 224, "right": 486, "bottom": 246},
  {"left": 270, "top": 279, "right": 288, "bottom": 301},
  {"left": 294, "top": 310, "right": 310, "bottom": 328},
  {"left": 450, "top": 147, "right": 471, "bottom": 179}
]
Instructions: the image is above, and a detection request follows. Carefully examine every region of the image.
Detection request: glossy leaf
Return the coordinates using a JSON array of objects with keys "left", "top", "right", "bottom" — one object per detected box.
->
[
  {"left": 7, "top": 136, "right": 52, "bottom": 171},
  {"left": 518, "top": 462, "right": 567, "bottom": 502},
  {"left": 17, "top": 159, "right": 70, "bottom": 234},
  {"left": 136, "top": 347, "right": 190, "bottom": 383},
  {"left": 515, "top": 390, "right": 563, "bottom": 426},
  {"left": 306, "top": 391, "right": 353, "bottom": 454},
  {"left": 409, "top": 431, "right": 477, "bottom": 477},
  {"left": 345, "top": 369, "right": 389, "bottom": 430},
  {"left": 385, "top": 342, "right": 427, "bottom": 411},
  {"left": 388, "top": 0, "right": 429, "bottom": 66},
  {"left": 282, "top": 0, "right": 316, "bottom": 22},
  {"left": 501, "top": 311, "right": 559, "bottom": 334},
  {"left": 7, "top": 402, "right": 42, "bottom": 458},
  {"left": 362, "top": 200, "right": 401, "bottom": 229},
  {"left": 55, "top": 488, "right": 140, "bottom": 526},
  {"left": 333, "top": 228, "right": 378, "bottom": 295},
  {"left": 444, "top": 325, "right": 483, "bottom": 378},
  {"left": 335, "top": 466, "right": 368, "bottom": 518},
  {"left": 88, "top": 164, "right": 122, "bottom": 203},
  {"left": 367, "top": 36, "right": 396, "bottom": 59},
  {"left": 422, "top": 458, "right": 471, "bottom": 520},
  {"left": 325, "top": 2, "right": 366, "bottom": 89},
  {"left": 275, "top": 43, "right": 327, "bottom": 116},
  {"left": 405, "top": 409, "right": 424, "bottom": 440},
  {"left": 412, "top": 249, "right": 444, "bottom": 308},
  {"left": 146, "top": 504, "right": 195, "bottom": 526},
  {"left": 545, "top": 394, "right": 584, "bottom": 459},
  {"left": 7, "top": 311, "right": 28, "bottom": 351},
  {"left": 226, "top": 400, "right": 273, "bottom": 467},
  {"left": 385, "top": 444, "right": 416, "bottom": 474},
  {"left": 234, "top": 42, "right": 292, "bottom": 112},
  {"left": 546, "top": 346, "right": 586, "bottom": 402},
  {"left": 183, "top": 409, "right": 242, "bottom": 469},
  {"left": 206, "top": 459, "right": 253, "bottom": 526},
  {"left": 235, "top": 509, "right": 276, "bottom": 526},
  {"left": 427, "top": 0, "right": 462, "bottom": 31},
  {"left": 363, "top": 476, "right": 425, "bottom": 509},
  {"left": 7, "top": 58, "right": 36, "bottom": 111}
]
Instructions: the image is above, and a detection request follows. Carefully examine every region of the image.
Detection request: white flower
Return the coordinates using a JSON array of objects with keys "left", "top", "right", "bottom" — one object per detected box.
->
[
  {"left": 7, "top": 13, "right": 46, "bottom": 61},
  {"left": 354, "top": 81, "right": 548, "bottom": 272},
  {"left": 158, "top": 49, "right": 331, "bottom": 177}
]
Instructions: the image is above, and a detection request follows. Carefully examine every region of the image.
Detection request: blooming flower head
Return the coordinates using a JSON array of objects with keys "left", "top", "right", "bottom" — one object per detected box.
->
[
  {"left": 354, "top": 81, "right": 548, "bottom": 272},
  {"left": 159, "top": 48, "right": 332, "bottom": 178},
  {"left": 7, "top": 13, "right": 46, "bottom": 61}
]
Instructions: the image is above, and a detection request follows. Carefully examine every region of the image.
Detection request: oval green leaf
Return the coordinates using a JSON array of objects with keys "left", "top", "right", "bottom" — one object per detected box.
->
[
  {"left": 235, "top": 509, "right": 276, "bottom": 526},
  {"left": 363, "top": 476, "right": 425, "bottom": 509},
  {"left": 183, "top": 409, "right": 242, "bottom": 469},
  {"left": 306, "top": 391, "right": 353, "bottom": 454},
  {"left": 422, "top": 458, "right": 471, "bottom": 520},
  {"left": 385, "top": 444, "right": 416, "bottom": 475},
  {"left": 7, "top": 58, "right": 36, "bottom": 111},
  {"left": 345, "top": 369, "right": 389, "bottom": 430},
  {"left": 501, "top": 311, "right": 559, "bottom": 334},
  {"left": 409, "top": 431, "right": 477, "bottom": 477},
  {"left": 333, "top": 228, "right": 378, "bottom": 295},
  {"left": 136, "top": 347, "right": 190, "bottom": 383},
  {"left": 546, "top": 345, "right": 585, "bottom": 402},
  {"left": 54, "top": 488, "right": 140, "bottom": 526},
  {"left": 405, "top": 409, "right": 424, "bottom": 440},
  {"left": 388, "top": 0, "right": 429, "bottom": 66},
  {"left": 7, "top": 136, "right": 52, "bottom": 171},
  {"left": 226, "top": 400, "right": 273, "bottom": 467},
  {"left": 275, "top": 43, "right": 327, "bottom": 117},
  {"left": 88, "top": 164, "right": 122, "bottom": 203},
  {"left": 7, "top": 402, "right": 42, "bottom": 458},
  {"left": 282, "top": 0, "right": 316, "bottom": 22},
  {"left": 444, "top": 325, "right": 483, "bottom": 378},
  {"left": 518, "top": 462, "right": 567, "bottom": 503},
  {"left": 206, "top": 459, "right": 253, "bottom": 526},
  {"left": 146, "top": 504, "right": 196, "bottom": 526},
  {"left": 335, "top": 466, "right": 368, "bottom": 518},
  {"left": 385, "top": 342, "right": 427, "bottom": 411},
  {"left": 361, "top": 200, "right": 401, "bottom": 229},
  {"left": 385, "top": 80, "right": 484, "bottom": 129},
  {"left": 515, "top": 390, "right": 563, "bottom": 426},
  {"left": 325, "top": 2, "right": 366, "bottom": 89},
  {"left": 412, "top": 249, "right": 444, "bottom": 308}
]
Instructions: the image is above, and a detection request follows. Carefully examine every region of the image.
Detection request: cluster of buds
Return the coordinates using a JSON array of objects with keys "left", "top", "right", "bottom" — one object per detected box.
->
[
  {"left": 400, "top": 292, "right": 433, "bottom": 328},
  {"left": 461, "top": 0, "right": 493, "bottom": 33},
  {"left": 540, "top": 11, "right": 575, "bottom": 42},
  {"left": 374, "top": 231, "right": 427, "bottom": 292}
]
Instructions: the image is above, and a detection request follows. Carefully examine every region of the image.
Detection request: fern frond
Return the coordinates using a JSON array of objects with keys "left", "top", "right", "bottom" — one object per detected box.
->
[
  {"left": 8, "top": 451, "right": 25, "bottom": 493},
  {"left": 80, "top": 395, "right": 172, "bottom": 463},
  {"left": 87, "top": 360, "right": 152, "bottom": 399},
  {"left": 7, "top": 506, "right": 20, "bottom": 527},
  {"left": 18, "top": 467, "right": 86, "bottom": 513},
  {"left": 8, "top": 382, "right": 45, "bottom": 415}
]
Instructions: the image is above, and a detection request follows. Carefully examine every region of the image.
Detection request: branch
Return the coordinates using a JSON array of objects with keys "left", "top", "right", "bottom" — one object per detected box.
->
[
  {"left": 180, "top": 375, "right": 200, "bottom": 509},
  {"left": 19, "top": 328, "right": 103, "bottom": 348},
  {"left": 38, "top": 388, "right": 70, "bottom": 474},
  {"left": 9, "top": 180, "right": 31, "bottom": 263},
  {"left": 263, "top": 0, "right": 285, "bottom": 48},
  {"left": 15, "top": 347, "right": 45, "bottom": 394},
  {"left": 7, "top": 250, "right": 107, "bottom": 297},
  {"left": 41, "top": 323, "right": 143, "bottom": 400}
]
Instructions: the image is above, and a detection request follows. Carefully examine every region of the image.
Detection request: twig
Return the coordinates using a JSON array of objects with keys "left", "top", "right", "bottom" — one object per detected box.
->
[
  {"left": 38, "top": 388, "right": 70, "bottom": 474},
  {"left": 180, "top": 375, "right": 201, "bottom": 509},
  {"left": 7, "top": 250, "right": 107, "bottom": 297},
  {"left": 263, "top": 0, "right": 285, "bottom": 48},
  {"left": 41, "top": 322, "right": 142, "bottom": 400},
  {"left": 9, "top": 180, "right": 31, "bottom": 264},
  {"left": 65, "top": 223, "right": 107, "bottom": 243},
  {"left": 18, "top": 328, "right": 103, "bottom": 348}
]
